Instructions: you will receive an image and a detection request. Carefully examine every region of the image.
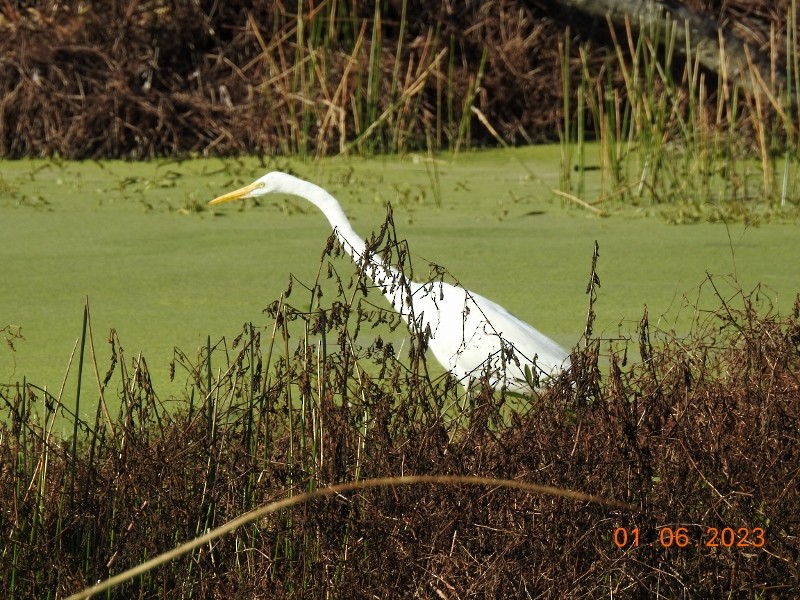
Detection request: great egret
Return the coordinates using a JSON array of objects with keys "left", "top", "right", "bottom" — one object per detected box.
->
[{"left": 209, "top": 172, "right": 570, "bottom": 391}]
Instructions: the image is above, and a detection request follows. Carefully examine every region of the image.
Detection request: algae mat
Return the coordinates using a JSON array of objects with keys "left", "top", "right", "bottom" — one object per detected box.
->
[{"left": 2, "top": 149, "right": 798, "bottom": 425}]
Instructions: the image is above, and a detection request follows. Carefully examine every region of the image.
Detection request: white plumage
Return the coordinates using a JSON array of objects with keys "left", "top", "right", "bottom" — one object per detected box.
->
[{"left": 210, "top": 172, "right": 570, "bottom": 390}]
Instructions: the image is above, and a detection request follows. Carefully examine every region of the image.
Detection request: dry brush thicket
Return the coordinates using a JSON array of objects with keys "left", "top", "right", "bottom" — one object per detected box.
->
[{"left": 0, "top": 0, "right": 793, "bottom": 158}]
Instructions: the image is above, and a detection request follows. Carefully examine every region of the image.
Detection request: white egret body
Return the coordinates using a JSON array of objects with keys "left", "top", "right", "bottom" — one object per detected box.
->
[{"left": 210, "top": 172, "right": 570, "bottom": 390}]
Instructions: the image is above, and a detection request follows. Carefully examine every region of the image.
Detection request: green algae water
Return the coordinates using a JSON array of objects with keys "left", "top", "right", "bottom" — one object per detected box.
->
[{"left": 2, "top": 148, "right": 798, "bottom": 429}]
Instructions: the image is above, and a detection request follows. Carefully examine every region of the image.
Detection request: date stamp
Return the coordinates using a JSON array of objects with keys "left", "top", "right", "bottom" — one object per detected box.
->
[{"left": 613, "top": 526, "right": 765, "bottom": 549}]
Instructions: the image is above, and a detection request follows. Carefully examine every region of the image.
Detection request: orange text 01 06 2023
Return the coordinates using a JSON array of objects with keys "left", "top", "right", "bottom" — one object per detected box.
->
[{"left": 612, "top": 526, "right": 766, "bottom": 549}]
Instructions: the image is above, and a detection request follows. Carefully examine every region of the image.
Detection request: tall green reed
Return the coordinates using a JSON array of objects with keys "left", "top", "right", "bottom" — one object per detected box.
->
[{"left": 558, "top": 10, "right": 800, "bottom": 215}]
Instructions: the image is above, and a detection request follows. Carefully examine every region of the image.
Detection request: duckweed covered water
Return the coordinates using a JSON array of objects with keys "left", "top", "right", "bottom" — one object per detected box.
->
[{"left": 2, "top": 148, "right": 799, "bottom": 426}]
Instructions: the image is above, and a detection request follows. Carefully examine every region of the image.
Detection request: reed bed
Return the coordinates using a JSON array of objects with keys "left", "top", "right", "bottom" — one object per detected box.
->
[
  {"left": 0, "top": 0, "right": 506, "bottom": 158},
  {"left": 1, "top": 2, "right": 794, "bottom": 173},
  {"left": 3, "top": 1, "right": 798, "bottom": 212},
  {"left": 1, "top": 217, "right": 798, "bottom": 598},
  {"left": 558, "top": 1, "right": 800, "bottom": 213}
]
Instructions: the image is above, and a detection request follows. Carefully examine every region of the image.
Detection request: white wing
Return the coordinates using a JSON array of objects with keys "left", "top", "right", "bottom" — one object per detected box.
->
[{"left": 405, "top": 280, "right": 570, "bottom": 390}]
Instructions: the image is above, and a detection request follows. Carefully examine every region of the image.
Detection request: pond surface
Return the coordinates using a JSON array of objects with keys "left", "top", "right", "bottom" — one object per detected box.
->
[{"left": 2, "top": 148, "right": 798, "bottom": 426}]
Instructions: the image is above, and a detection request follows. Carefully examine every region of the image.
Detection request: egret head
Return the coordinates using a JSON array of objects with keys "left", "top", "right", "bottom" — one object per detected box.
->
[{"left": 209, "top": 172, "right": 295, "bottom": 206}]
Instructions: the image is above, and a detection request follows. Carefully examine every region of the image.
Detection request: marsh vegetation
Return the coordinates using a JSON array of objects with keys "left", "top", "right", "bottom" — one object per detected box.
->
[{"left": 2, "top": 1, "right": 799, "bottom": 597}]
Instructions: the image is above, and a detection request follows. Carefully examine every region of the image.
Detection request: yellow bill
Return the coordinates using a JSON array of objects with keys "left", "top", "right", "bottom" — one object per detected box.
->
[{"left": 208, "top": 181, "right": 263, "bottom": 206}]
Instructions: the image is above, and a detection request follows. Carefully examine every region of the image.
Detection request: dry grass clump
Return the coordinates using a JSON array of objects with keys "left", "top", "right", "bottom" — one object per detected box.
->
[{"left": 1, "top": 222, "right": 798, "bottom": 598}]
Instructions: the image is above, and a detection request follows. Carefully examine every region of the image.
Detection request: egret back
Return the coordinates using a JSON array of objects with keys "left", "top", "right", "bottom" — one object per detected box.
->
[{"left": 398, "top": 279, "right": 570, "bottom": 390}]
